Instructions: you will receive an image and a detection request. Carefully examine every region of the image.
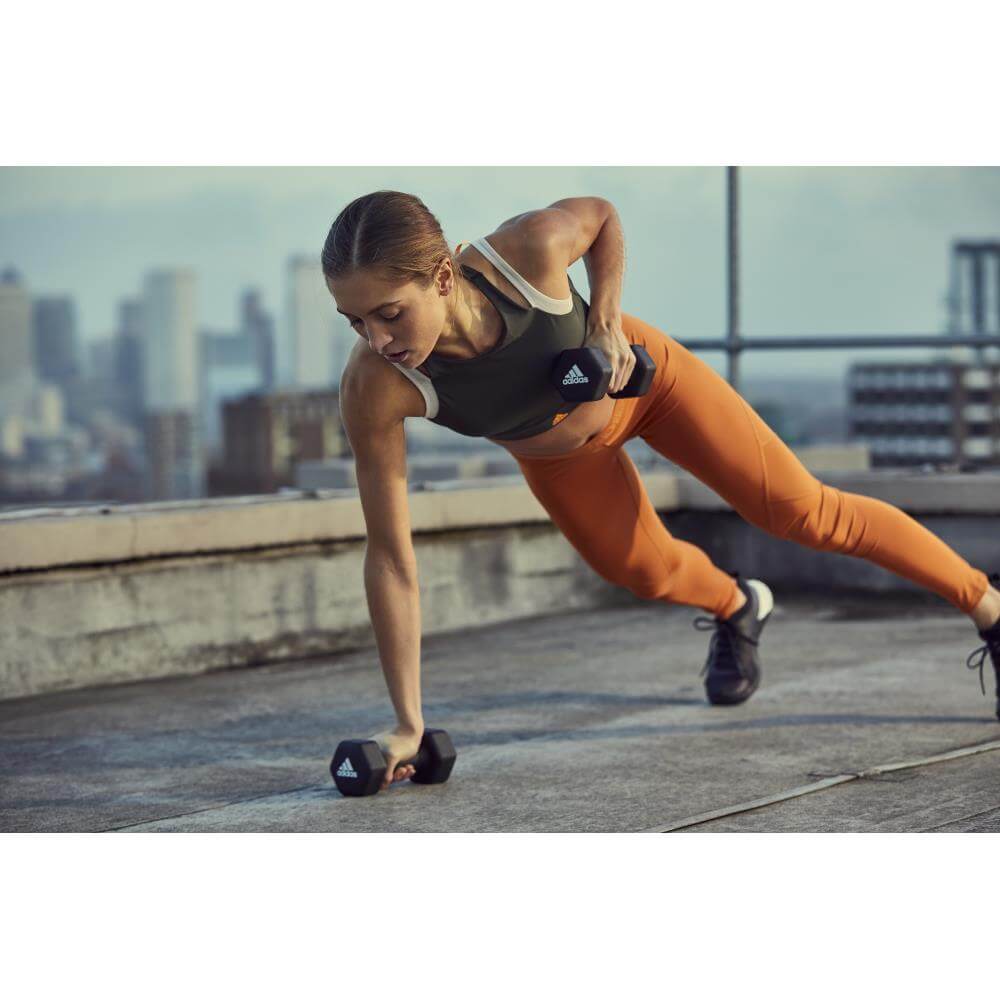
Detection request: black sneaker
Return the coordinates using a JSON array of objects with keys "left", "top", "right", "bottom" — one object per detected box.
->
[
  {"left": 965, "top": 571, "right": 1000, "bottom": 722},
  {"left": 693, "top": 570, "right": 775, "bottom": 706}
]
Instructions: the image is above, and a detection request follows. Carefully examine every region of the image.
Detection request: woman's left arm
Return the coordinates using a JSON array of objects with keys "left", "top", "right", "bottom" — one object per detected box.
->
[{"left": 546, "top": 197, "right": 634, "bottom": 395}]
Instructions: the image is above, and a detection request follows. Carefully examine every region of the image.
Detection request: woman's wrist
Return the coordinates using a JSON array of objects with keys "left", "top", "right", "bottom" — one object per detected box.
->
[
  {"left": 588, "top": 301, "right": 621, "bottom": 324},
  {"left": 396, "top": 717, "right": 424, "bottom": 737}
]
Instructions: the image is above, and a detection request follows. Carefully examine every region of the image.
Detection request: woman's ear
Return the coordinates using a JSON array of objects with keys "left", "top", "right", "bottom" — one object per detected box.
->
[{"left": 435, "top": 256, "right": 455, "bottom": 296}]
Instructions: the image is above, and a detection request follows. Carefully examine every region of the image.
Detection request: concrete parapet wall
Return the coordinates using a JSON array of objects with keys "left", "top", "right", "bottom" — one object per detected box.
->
[
  {"left": 2, "top": 467, "right": 998, "bottom": 702},
  {"left": 0, "top": 477, "right": 660, "bottom": 574},
  {"left": 0, "top": 525, "right": 633, "bottom": 701}
]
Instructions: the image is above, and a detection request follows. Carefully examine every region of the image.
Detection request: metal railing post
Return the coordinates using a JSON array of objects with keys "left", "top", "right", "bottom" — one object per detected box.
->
[{"left": 726, "top": 166, "right": 741, "bottom": 391}]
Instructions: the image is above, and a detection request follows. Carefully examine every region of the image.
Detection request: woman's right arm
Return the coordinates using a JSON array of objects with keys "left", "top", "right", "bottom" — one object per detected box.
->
[{"left": 339, "top": 349, "right": 425, "bottom": 744}]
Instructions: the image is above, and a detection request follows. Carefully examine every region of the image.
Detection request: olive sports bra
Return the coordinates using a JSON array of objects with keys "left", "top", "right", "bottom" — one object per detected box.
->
[{"left": 388, "top": 236, "right": 591, "bottom": 440}]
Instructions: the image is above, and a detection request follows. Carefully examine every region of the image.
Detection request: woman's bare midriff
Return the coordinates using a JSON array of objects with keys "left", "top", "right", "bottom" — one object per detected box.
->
[{"left": 487, "top": 393, "right": 616, "bottom": 457}]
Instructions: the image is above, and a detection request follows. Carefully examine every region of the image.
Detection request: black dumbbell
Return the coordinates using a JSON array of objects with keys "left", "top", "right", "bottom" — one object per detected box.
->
[
  {"left": 550, "top": 344, "right": 656, "bottom": 403},
  {"left": 330, "top": 728, "right": 457, "bottom": 797}
]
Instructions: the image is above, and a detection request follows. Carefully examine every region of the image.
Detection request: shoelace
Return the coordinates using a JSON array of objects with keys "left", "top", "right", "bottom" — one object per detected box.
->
[
  {"left": 965, "top": 571, "right": 1000, "bottom": 696},
  {"left": 692, "top": 615, "right": 758, "bottom": 677},
  {"left": 966, "top": 623, "right": 1000, "bottom": 696},
  {"left": 966, "top": 643, "right": 994, "bottom": 696}
]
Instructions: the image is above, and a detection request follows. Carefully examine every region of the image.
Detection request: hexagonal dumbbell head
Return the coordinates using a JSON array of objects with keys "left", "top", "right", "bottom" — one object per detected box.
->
[
  {"left": 330, "top": 739, "right": 386, "bottom": 797},
  {"left": 409, "top": 729, "right": 457, "bottom": 785},
  {"left": 551, "top": 348, "right": 612, "bottom": 402}
]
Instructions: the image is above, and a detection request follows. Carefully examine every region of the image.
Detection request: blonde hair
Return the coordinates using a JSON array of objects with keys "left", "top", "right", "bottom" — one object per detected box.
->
[{"left": 321, "top": 190, "right": 460, "bottom": 289}]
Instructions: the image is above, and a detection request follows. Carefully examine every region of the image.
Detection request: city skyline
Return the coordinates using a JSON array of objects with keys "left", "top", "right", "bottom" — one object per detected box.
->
[{"left": 3, "top": 166, "right": 1000, "bottom": 380}]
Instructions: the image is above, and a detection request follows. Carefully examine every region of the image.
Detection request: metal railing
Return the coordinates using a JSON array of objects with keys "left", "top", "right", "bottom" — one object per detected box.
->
[
  {"left": 683, "top": 332, "right": 1000, "bottom": 353},
  {"left": 713, "top": 167, "right": 1000, "bottom": 395}
]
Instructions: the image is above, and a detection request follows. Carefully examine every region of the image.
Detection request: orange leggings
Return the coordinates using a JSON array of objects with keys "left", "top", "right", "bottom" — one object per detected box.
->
[{"left": 514, "top": 313, "right": 991, "bottom": 620}]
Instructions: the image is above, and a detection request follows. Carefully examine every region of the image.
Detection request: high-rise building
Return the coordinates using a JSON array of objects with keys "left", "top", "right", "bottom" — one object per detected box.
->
[
  {"left": 144, "top": 410, "right": 201, "bottom": 500},
  {"left": 88, "top": 338, "right": 116, "bottom": 378},
  {"left": 143, "top": 270, "right": 198, "bottom": 410},
  {"left": 240, "top": 288, "right": 275, "bottom": 391},
  {"left": 32, "top": 383, "right": 64, "bottom": 435},
  {"left": 0, "top": 267, "right": 34, "bottom": 392},
  {"left": 199, "top": 324, "right": 261, "bottom": 459},
  {"left": 847, "top": 361, "right": 999, "bottom": 469},
  {"left": 32, "top": 295, "right": 81, "bottom": 389},
  {"left": 283, "top": 255, "right": 341, "bottom": 390},
  {"left": 0, "top": 268, "right": 39, "bottom": 455},
  {"left": 141, "top": 270, "right": 202, "bottom": 499},
  {"left": 56, "top": 337, "right": 126, "bottom": 429},
  {"left": 210, "top": 388, "right": 348, "bottom": 496},
  {"left": 330, "top": 312, "right": 353, "bottom": 389},
  {"left": 113, "top": 298, "right": 145, "bottom": 423}
]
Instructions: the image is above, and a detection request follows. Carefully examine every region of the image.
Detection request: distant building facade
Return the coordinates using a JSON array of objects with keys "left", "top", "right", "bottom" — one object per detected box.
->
[
  {"left": 199, "top": 324, "right": 262, "bottom": 459},
  {"left": 0, "top": 267, "right": 33, "bottom": 386},
  {"left": 240, "top": 288, "right": 275, "bottom": 392},
  {"left": 210, "top": 388, "right": 348, "bottom": 496},
  {"left": 144, "top": 410, "right": 200, "bottom": 500},
  {"left": 141, "top": 270, "right": 203, "bottom": 499},
  {"left": 848, "top": 360, "right": 999, "bottom": 469},
  {"left": 282, "top": 255, "right": 343, "bottom": 390},
  {"left": 113, "top": 298, "right": 145, "bottom": 424},
  {"left": 32, "top": 295, "right": 82, "bottom": 389}
]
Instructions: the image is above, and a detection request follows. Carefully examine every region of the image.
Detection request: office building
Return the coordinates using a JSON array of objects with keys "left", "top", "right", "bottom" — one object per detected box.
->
[
  {"left": 240, "top": 288, "right": 275, "bottom": 391},
  {"left": 113, "top": 298, "right": 145, "bottom": 423},
  {"left": 210, "top": 388, "right": 347, "bottom": 496},
  {"left": 282, "top": 255, "right": 343, "bottom": 390},
  {"left": 0, "top": 267, "right": 34, "bottom": 391},
  {"left": 141, "top": 270, "right": 203, "bottom": 499},
  {"left": 32, "top": 295, "right": 81, "bottom": 389},
  {"left": 848, "top": 360, "right": 999, "bottom": 468}
]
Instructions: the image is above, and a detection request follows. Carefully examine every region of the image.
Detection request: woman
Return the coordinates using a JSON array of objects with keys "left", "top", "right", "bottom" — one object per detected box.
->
[{"left": 322, "top": 189, "right": 1000, "bottom": 790}]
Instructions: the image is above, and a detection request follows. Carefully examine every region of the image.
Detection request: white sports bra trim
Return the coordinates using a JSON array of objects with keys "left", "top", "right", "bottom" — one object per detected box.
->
[
  {"left": 469, "top": 237, "right": 574, "bottom": 316},
  {"left": 390, "top": 365, "right": 439, "bottom": 419}
]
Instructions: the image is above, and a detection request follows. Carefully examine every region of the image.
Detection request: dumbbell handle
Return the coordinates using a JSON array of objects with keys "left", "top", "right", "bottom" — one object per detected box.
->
[
  {"left": 391, "top": 744, "right": 430, "bottom": 775},
  {"left": 607, "top": 346, "right": 656, "bottom": 398}
]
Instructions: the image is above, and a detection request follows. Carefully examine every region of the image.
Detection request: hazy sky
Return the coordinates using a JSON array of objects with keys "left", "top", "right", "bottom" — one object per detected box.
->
[{"left": 2, "top": 166, "right": 999, "bottom": 379}]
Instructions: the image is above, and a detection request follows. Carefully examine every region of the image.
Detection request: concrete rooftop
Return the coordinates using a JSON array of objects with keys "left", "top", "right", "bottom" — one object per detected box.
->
[{"left": 3, "top": 590, "right": 999, "bottom": 833}]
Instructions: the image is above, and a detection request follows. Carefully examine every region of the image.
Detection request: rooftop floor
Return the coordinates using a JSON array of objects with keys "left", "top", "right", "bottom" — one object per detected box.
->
[{"left": 2, "top": 592, "right": 999, "bottom": 833}]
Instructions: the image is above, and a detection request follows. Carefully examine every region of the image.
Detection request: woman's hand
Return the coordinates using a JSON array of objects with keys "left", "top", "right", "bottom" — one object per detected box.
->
[
  {"left": 370, "top": 726, "right": 423, "bottom": 790},
  {"left": 585, "top": 311, "right": 634, "bottom": 396}
]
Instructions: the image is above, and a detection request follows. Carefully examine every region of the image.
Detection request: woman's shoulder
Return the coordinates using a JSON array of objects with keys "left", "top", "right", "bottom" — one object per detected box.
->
[{"left": 342, "top": 340, "right": 426, "bottom": 422}]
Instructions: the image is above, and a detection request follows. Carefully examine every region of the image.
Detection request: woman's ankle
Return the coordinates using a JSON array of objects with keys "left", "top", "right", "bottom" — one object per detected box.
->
[
  {"left": 971, "top": 585, "right": 1000, "bottom": 632},
  {"left": 723, "top": 587, "right": 748, "bottom": 620}
]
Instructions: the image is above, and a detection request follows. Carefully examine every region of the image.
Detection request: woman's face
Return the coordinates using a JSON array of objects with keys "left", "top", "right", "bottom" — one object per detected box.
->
[{"left": 327, "top": 266, "right": 449, "bottom": 367}]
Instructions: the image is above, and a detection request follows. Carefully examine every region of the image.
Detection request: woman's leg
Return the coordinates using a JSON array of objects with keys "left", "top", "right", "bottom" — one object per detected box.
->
[
  {"left": 514, "top": 438, "right": 746, "bottom": 621},
  {"left": 619, "top": 314, "right": 992, "bottom": 617}
]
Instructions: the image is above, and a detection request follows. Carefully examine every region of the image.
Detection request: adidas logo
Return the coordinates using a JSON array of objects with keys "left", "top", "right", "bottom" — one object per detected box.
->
[
  {"left": 336, "top": 757, "right": 358, "bottom": 779},
  {"left": 561, "top": 364, "right": 589, "bottom": 386}
]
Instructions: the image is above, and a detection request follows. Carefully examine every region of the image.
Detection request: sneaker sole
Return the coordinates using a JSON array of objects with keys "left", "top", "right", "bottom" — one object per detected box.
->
[{"left": 706, "top": 674, "right": 760, "bottom": 705}]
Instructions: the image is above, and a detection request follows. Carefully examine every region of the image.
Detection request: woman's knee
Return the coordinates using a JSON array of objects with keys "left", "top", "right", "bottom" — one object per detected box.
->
[
  {"left": 624, "top": 573, "right": 673, "bottom": 602},
  {"left": 768, "top": 482, "right": 846, "bottom": 548}
]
